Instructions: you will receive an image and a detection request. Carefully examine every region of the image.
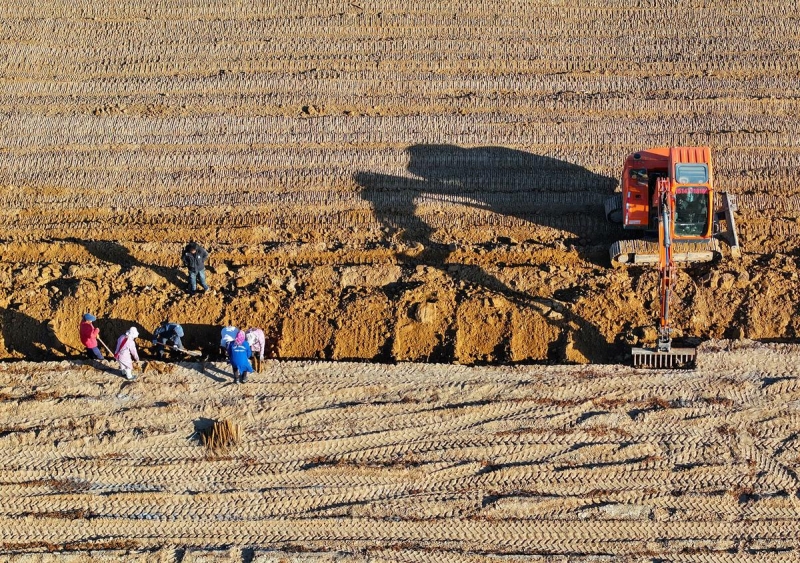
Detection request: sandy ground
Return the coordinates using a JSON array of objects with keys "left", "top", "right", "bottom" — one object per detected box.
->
[
  {"left": 1, "top": 1, "right": 800, "bottom": 365},
  {"left": 1, "top": 340, "right": 799, "bottom": 560}
]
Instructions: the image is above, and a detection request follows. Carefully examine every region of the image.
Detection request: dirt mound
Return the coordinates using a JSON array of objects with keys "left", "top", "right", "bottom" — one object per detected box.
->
[{"left": 1, "top": 0, "right": 799, "bottom": 362}]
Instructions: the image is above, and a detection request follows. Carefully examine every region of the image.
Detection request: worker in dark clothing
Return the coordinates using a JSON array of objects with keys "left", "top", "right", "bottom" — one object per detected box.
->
[
  {"left": 183, "top": 242, "right": 210, "bottom": 295},
  {"left": 152, "top": 320, "right": 185, "bottom": 358}
]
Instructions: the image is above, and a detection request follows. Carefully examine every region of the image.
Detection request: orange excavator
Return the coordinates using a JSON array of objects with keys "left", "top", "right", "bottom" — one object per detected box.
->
[{"left": 605, "top": 147, "right": 740, "bottom": 368}]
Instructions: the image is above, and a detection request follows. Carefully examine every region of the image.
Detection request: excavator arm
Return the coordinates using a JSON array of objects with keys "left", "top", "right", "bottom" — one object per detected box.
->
[
  {"left": 631, "top": 177, "right": 695, "bottom": 368},
  {"left": 657, "top": 177, "right": 674, "bottom": 353}
]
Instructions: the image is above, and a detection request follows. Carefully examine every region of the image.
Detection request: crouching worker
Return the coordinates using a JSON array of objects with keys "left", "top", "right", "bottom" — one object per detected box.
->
[
  {"left": 152, "top": 320, "right": 184, "bottom": 358},
  {"left": 245, "top": 327, "right": 265, "bottom": 373},
  {"left": 79, "top": 313, "right": 103, "bottom": 361},
  {"left": 115, "top": 327, "right": 140, "bottom": 381},
  {"left": 227, "top": 330, "right": 253, "bottom": 384}
]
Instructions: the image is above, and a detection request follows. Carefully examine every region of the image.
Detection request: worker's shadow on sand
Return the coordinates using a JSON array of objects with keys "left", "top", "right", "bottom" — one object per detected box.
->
[
  {"left": 0, "top": 306, "right": 68, "bottom": 359},
  {"left": 66, "top": 239, "right": 184, "bottom": 290},
  {"left": 198, "top": 361, "right": 231, "bottom": 383},
  {"left": 355, "top": 145, "right": 618, "bottom": 363}
]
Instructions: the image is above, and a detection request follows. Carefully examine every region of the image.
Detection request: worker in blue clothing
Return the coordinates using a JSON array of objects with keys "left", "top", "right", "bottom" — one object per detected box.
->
[
  {"left": 227, "top": 330, "right": 253, "bottom": 384},
  {"left": 152, "top": 320, "right": 185, "bottom": 359}
]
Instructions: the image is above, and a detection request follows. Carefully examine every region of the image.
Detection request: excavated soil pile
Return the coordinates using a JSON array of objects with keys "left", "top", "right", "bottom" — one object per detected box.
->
[
  {"left": 1, "top": 1, "right": 800, "bottom": 364},
  {"left": 0, "top": 340, "right": 799, "bottom": 559}
]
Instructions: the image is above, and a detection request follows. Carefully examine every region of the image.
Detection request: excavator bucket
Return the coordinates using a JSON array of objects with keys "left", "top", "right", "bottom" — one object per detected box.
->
[{"left": 632, "top": 346, "right": 696, "bottom": 369}]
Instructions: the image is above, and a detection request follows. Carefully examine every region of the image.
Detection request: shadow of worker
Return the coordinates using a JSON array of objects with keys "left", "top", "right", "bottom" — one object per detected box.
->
[
  {"left": 66, "top": 238, "right": 184, "bottom": 289},
  {"left": 1, "top": 306, "right": 68, "bottom": 359},
  {"left": 355, "top": 144, "right": 618, "bottom": 363}
]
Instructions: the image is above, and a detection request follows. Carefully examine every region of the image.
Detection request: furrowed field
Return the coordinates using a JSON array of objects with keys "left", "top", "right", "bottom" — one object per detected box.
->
[{"left": 1, "top": 0, "right": 800, "bottom": 559}]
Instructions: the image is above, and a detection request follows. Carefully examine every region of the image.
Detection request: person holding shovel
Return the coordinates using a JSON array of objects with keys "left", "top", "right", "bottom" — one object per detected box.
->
[
  {"left": 114, "top": 327, "right": 140, "bottom": 381},
  {"left": 152, "top": 320, "right": 185, "bottom": 359},
  {"left": 79, "top": 313, "right": 104, "bottom": 360}
]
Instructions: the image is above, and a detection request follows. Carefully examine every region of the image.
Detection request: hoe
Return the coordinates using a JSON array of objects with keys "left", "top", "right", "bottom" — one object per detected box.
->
[{"left": 605, "top": 147, "right": 740, "bottom": 368}]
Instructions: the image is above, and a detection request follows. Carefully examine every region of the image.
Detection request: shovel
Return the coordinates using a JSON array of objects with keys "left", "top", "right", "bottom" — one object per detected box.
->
[
  {"left": 96, "top": 337, "right": 114, "bottom": 357},
  {"left": 164, "top": 343, "right": 203, "bottom": 357}
]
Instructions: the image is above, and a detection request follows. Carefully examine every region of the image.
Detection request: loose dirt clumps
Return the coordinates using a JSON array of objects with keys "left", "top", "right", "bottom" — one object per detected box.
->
[{"left": 1, "top": 1, "right": 800, "bottom": 364}]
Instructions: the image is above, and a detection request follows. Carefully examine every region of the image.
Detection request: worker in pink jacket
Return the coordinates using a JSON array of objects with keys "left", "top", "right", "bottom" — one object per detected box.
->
[
  {"left": 114, "top": 327, "right": 140, "bottom": 381},
  {"left": 79, "top": 313, "right": 103, "bottom": 360},
  {"left": 245, "top": 328, "right": 266, "bottom": 373}
]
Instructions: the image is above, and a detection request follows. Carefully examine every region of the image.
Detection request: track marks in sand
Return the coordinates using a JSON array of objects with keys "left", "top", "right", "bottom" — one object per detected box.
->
[{"left": 1, "top": 342, "right": 800, "bottom": 557}]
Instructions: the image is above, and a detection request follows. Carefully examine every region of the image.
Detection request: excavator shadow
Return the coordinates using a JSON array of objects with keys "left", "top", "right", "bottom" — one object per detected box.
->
[
  {"left": 356, "top": 145, "right": 618, "bottom": 268},
  {"left": 0, "top": 306, "right": 68, "bottom": 359},
  {"left": 356, "top": 145, "right": 620, "bottom": 364}
]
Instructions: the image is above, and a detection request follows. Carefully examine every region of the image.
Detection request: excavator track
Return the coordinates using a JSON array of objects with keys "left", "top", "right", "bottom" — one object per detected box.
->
[
  {"left": 610, "top": 237, "right": 722, "bottom": 265},
  {"left": 605, "top": 193, "right": 623, "bottom": 223}
]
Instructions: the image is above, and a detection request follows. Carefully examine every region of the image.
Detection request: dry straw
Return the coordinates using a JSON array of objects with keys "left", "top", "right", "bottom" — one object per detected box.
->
[{"left": 199, "top": 419, "right": 241, "bottom": 453}]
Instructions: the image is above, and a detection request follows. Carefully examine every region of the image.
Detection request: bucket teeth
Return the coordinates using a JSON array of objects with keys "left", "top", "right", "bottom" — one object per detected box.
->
[{"left": 632, "top": 347, "right": 696, "bottom": 369}]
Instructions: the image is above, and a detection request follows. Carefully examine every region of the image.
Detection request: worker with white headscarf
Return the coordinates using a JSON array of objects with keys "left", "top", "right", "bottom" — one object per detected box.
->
[{"left": 114, "top": 327, "right": 140, "bottom": 381}]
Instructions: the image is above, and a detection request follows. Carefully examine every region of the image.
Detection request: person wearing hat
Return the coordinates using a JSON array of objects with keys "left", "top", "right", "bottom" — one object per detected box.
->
[
  {"left": 219, "top": 325, "right": 239, "bottom": 359},
  {"left": 152, "top": 320, "right": 185, "bottom": 359},
  {"left": 79, "top": 313, "right": 103, "bottom": 360},
  {"left": 114, "top": 327, "right": 140, "bottom": 381}
]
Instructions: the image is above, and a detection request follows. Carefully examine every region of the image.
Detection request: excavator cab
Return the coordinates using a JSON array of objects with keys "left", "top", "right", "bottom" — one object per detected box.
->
[{"left": 674, "top": 186, "right": 709, "bottom": 237}]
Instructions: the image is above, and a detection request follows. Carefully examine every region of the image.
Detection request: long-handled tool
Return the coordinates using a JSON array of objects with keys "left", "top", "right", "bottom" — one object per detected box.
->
[
  {"left": 98, "top": 336, "right": 141, "bottom": 378},
  {"left": 164, "top": 343, "right": 202, "bottom": 357},
  {"left": 96, "top": 336, "right": 114, "bottom": 357}
]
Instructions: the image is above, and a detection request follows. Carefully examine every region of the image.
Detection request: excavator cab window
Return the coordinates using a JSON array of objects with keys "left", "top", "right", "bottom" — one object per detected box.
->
[{"left": 674, "top": 187, "right": 709, "bottom": 236}]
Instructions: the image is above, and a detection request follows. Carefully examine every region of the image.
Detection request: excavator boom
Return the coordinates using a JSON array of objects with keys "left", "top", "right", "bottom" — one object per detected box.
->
[{"left": 631, "top": 178, "right": 697, "bottom": 368}]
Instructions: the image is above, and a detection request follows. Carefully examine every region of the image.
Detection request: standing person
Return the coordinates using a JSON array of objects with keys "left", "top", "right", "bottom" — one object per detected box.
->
[
  {"left": 227, "top": 330, "right": 253, "bottom": 384},
  {"left": 114, "top": 327, "right": 140, "bottom": 381},
  {"left": 245, "top": 327, "right": 265, "bottom": 373},
  {"left": 220, "top": 325, "right": 239, "bottom": 358},
  {"left": 152, "top": 320, "right": 185, "bottom": 358},
  {"left": 182, "top": 241, "right": 210, "bottom": 295},
  {"left": 79, "top": 313, "right": 104, "bottom": 361}
]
